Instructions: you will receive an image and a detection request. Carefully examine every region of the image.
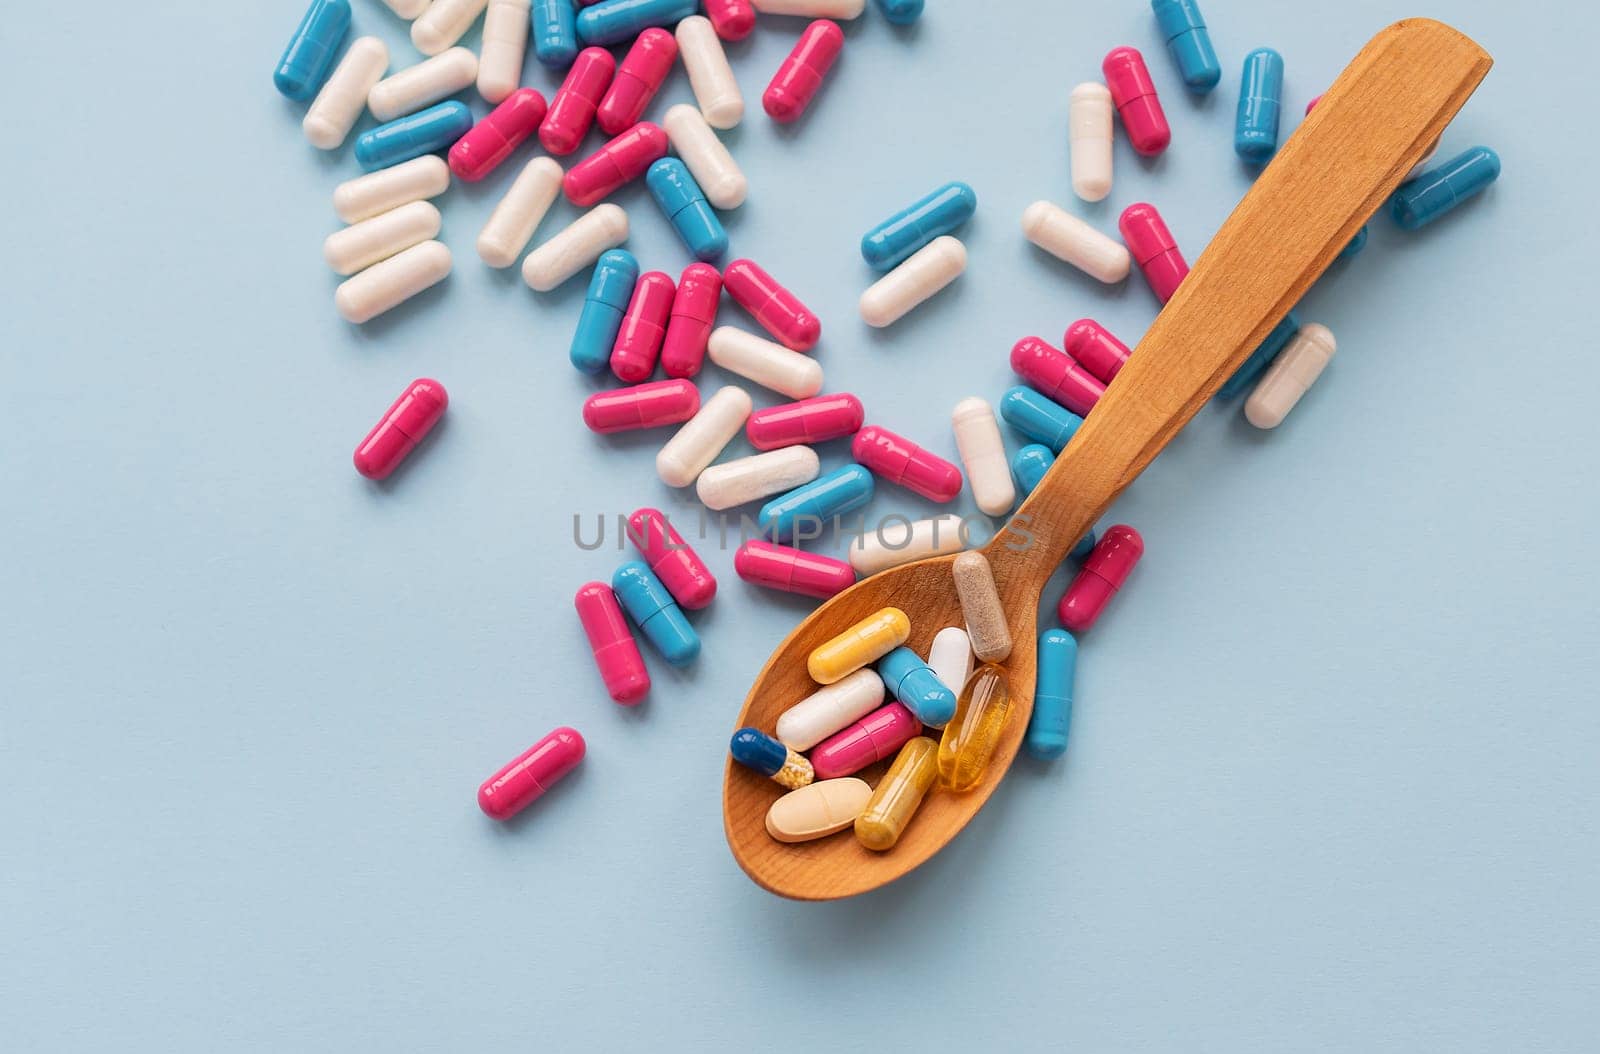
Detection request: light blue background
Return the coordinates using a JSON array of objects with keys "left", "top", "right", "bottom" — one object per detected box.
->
[{"left": 4, "top": 1, "right": 1597, "bottom": 1050}]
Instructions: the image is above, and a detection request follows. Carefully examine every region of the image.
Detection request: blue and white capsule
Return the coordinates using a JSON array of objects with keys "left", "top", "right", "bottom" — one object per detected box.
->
[
  {"left": 575, "top": 0, "right": 698, "bottom": 46},
  {"left": 878, "top": 647, "right": 958, "bottom": 727},
  {"left": 274, "top": 0, "right": 352, "bottom": 101},
  {"left": 646, "top": 158, "right": 728, "bottom": 262},
  {"left": 1026, "top": 629, "right": 1077, "bottom": 759},
  {"left": 1235, "top": 47, "right": 1284, "bottom": 162},
  {"left": 571, "top": 250, "right": 639, "bottom": 373},
  {"left": 1219, "top": 311, "right": 1299, "bottom": 398},
  {"left": 758, "top": 464, "right": 875, "bottom": 541},
  {"left": 730, "top": 727, "right": 814, "bottom": 789},
  {"left": 533, "top": 0, "right": 579, "bottom": 67},
  {"left": 354, "top": 101, "right": 474, "bottom": 172},
  {"left": 874, "top": 0, "right": 924, "bottom": 24},
  {"left": 1151, "top": 0, "right": 1220, "bottom": 93},
  {"left": 1390, "top": 147, "right": 1501, "bottom": 231},
  {"left": 860, "top": 181, "right": 978, "bottom": 272},
  {"left": 612, "top": 561, "right": 700, "bottom": 666},
  {"left": 999, "top": 386, "right": 1083, "bottom": 453}
]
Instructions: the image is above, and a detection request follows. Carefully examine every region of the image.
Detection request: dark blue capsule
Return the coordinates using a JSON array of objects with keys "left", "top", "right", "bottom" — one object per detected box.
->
[
  {"left": 1219, "top": 311, "right": 1299, "bottom": 398},
  {"left": 354, "top": 101, "right": 474, "bottom": 172},
  {"left": 571, "top": 250, "right": 639, "bottom": 373},
  {"left": 878, "top": 647, "right": 957, "bottom": 726},
  {"left": 533, "top": 0, "right": 580, "bottom": 67},
  {"left": 1235, "top": 47, "right": 1284, "bottom": 163},
  {"left": 860, "top": 181, "right": 978, "bottom": 272},
  {"left": 612, "top": 561, "right": 699, "bottom": 666},
  {"left": 274, "top": 0, "right": 351, "bottom": 101},
  {"left": 999, "top": 386, "right": 1083, "bottom": 453},
  {"left": 730, "top": 727, "right": 791, "bottom": 778},
  {"left": 1026, "top": 629, "right": 1078, "bottom": 759},
  {"left": 646, "top": 158, "right": 728, "bottom": 262},
  {"left": 576, "top": 0, "right": 698, "bottom": 46},
  {"left": 1151, "top": 0, "right": 1220, "bottom": 93},
  {"left": 758, "top": 464, "right": 874, "bottom": 542},
  {"left": 1390, "top": 147, "right": 1501, "bottom": 231}
]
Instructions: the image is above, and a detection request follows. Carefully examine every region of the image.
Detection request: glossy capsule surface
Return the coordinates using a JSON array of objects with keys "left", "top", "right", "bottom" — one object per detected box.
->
[
  {"left": 878, "top": 646, "right": 957, "bottom": 727},
  {"left": 581, "top": 378, "right": 699, "bottom": 433},
  {"left": 1235, "top": 47, "right": 1285, "bottom": 162},
  {"left": 747, "top": 393, "right": 864, "bottom": 451},
  {"left": 540, "top": 47, "right": 615, "bottom": 155},
  {"left": 478, "top": 727, "right": 586, "bottom": 820},
  {"left": 1391, "top": 147, "right": 1502, "bottom": 230},
  {"left": 1011, "top": 443, "right": 1054, "bottom": 496},
  {"left": 274, "top": 0, "right": 351, "bottom": 100},
  {"left": 1069, "top": 83, "right": 1114, "bottom": 202},
  {"left": 575, "top": 581, "right": 650, "bottom": 703},
  {"left": 355, "top": 101, "right": 473, "bottom": 172},
  {"left": 811, "top": 702, "right": 922, "bottom": 781},
  {"left": 759, "top": 464, "right": 874, "bottom": 541},
  {"left": 571, "top": 249, "right": 640, "bottom": 373},
  {"left": 860, "top": 181, "right": 978, "bottom": 272},
  {"left": 1151, "top": 0, "right": 1220, "bottom": 92},
  {"left": 1058, "top": 524, "right": 1143, "bottom": 633},
  {"left": 1010, "top": 337, "right": 1106, "bottom": 417},
  {"left": 859, "top": 236, "right": 967, "bottom": 328},
  {"left": 1119, "top": 202, "right": 1188, "bottom": 303},
  {"left": 730, "top": 728, "right": 814, "bottom": 790},
  {"left": 1064, "top": 318, "right": 1132, "bottom": 384},
  {"left": 661, "top": 263, "right": 722, "bottom": 378},
  {"left": 763, "top": 19, "right": 844, "bottom": 123},
  {"left": 627, "top": 507, "right": 717, "bottom": 609},
  {"left": 657, "top": 385, "right": 750, "bottom": 486},
  {"left": 577, "top": 0, "right": 697, "bottom": 45},
  {"left": 873, "top": 0, "right": 922, "bottom": 24},
  {"left": 1026, "top": 630, "right": 1077, "bottom": 760},
  {"left": 611, "top": 270, "right": 676, "bottom": 382},
  {"left": 564, "top": 122, "right": 669, "bottom": 206},
  {"left": 999, "top": 386, "right": 1084, "bottom": 454},
  {"left": 723, "top": 259, "right": 821, "bottom": 351},
  {"left": 612, "top": 560, "right": 700, "bottom": 665},
  {"left": 927, "top": 626, "right": 973, "bottom": 699},
  {"left": 851, "top": 426, "right": 961, "bottom": 502},
  {"left": 776, "top": 669, "right": 884, "bottom": 750},
  {"left": 647, "top": 158, "right": 728, "bottom": 261},
  {"left": 1102, "top": 46, "right": 1170, "bottom": 156},
  {"left": 353, "top": 378, "right": 448, "bottom": 480},
  {"left": 448, "top": 88, "right": 548, "bottom": 181},
  {"left": 952, "top": 397, "right": 1015, "bottom": 517},
  {"left": 854, "top": 735, "right": 937, "bottom": 850},
  {"left": 1218, "top": 311, "right": 1300, "bottom": 399},
  {"left": 809, "top": 607, "right": 910, "bottom": 685},
  {"left": 598, "top": 28, "right": 678, "bottom": 134},
  {"left": 533, "top": 0, "right": 579, "bottom": 67},
  {"left": 736, "top": 540, "right": 856, "bottom": 600},
  {"left": 705, "top": 0, "right": 756, "bottom": 39},
  {"left": 937, "top": 662, "right": 1009, "bottom": 791}
]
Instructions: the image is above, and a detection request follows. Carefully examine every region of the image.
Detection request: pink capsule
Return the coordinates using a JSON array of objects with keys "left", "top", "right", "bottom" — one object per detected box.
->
[
  {"left": 575, "top": 582, "right": 651, "bottom": 703},
  {"left": 723, "top": 258, "right": 821, "bottom": 351},
  {"left": 660, "top": 263, "right": 723, "bottom": 379},
  {"left": 850, "top": 425, "right": 962, "bottom": 503},
  {"left": 811, "top": 702, "right": 923, "bottom": 780},
  {"left": 627, "top": 507, "right": 717, "bottom": 609},
  {"left": 563, "top": 122, "right": 668, "bottom": 206},
  {"left": 581, "top": 378, "right": 700, "bottom": 434},
  {"left": 1058, "top": 524, "right": 1144, "bottom": 633},
  {"left": 745, "top": 393, "right": 864, "bottom": 451},
  {"left": 704, "top": 0, "right": 755, "bottom": 40},
  {"left": 734, "top": 540, "right": 855, "bottom": 600},
  {"left": 540, "top": 47, "right": 615, "bottom": 156},
  {"left": 353, "top": 378, "right": 448, "bottom": 480},
  {"left": 448, "top": 88, "right": 548, "bottom": 182},
  {"left": 611, "top": 271, "right": 676, "bottom": 382},
  {"left": 763, "top": 20, "right": 844, "bottom": 124},
  {"left": 1102, "top": 46, "right": 1170, "bottom": 156},
  {"left": 478, "top": 727, "right": 586, "bottom": 820},
  {"left": 1305, "top": 94, "right": 1323, "bottom": 116},
  {"left": 1063, "top": 318, "right": 1132, "bottom": 384},
  {"left": 1010, "top": 337, "right": 1107, "bottom": 417},
  {"left": 597, "top": 29, "right": 678, "bottom": 136},
  {"left": 1119, "top": 203, "right": 1188, "bottom": 304}
]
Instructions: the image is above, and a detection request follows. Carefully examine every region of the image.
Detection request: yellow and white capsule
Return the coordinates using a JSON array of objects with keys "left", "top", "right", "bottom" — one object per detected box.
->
[{"left": 808, "top": 607, "right": 911, "bottom": 684}]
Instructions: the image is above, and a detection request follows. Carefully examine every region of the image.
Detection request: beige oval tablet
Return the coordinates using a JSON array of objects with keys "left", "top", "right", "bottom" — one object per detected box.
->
[{"left": 764, "top": 777, "right": 873, "bottom": 843}]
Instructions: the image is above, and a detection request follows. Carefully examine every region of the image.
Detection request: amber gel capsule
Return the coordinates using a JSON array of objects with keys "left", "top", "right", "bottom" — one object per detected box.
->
[
  {"left": 937, "top": 663, "right": 1010, "bottom": 791},
  {"left": 855, "top": 736, "right": 938, "bottom": 851}
]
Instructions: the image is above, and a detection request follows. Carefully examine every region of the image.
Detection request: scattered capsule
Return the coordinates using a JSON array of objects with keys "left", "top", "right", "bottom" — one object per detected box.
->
[
  {"left": 333, "top": 156, "right": 450, "bottom": 223},
  {"left": 412, "top": 0, "right": 490, "bottom": 56},
  {"left": 1063, "top": 318, "right": 1132, "bottom": 384},
  {"left": 611, "top": 270, "right": 676, "bottom": 382},
  {"left": 540, "top": 47, "right": 615, "bottom": 155},
  {"left": 304, "top": 36, "right": 388, "bottom": 150},
  {"left": 353, "top": 378, "right": 448, "bottom": 480},
  {"left": 368, "top": 47, "right": 478, "bottom": 122},
  {"left": 1235, "top": 47, "right": 1284, "bottom": 163},
  {"left": 612, "top": 561, "right": 699, "bottom": 665},
  {"left": 323, "top": 201, "right": 440, "bottom": 278},
  {"left": 1021, "top": 201, "right": 1130, "bottom": 284},
  {"left": 1151, "top": 0, "right": 1220, "bottom": 93},
  {"left": 1010, "top": 336, "right": 1106, "bottom": 417},
  {"left": 999, "top": 386, "right": 1083, "bottom": 454},
  {"left": 873, "top": 0, "right": 923, "bottom": 24},
  {"left": 1218, "top": 311, "right": 1300, "bottom": 399},
  {"left": 860, "top": 236, "right": 967, "bottom": 328},
  {"left": 582, "top": 378, "right": 699, "bottom": 433},
  {"left": 274, "top": 0, "right": 351, "bottom": 101},
  {"left": 663, "top": 104, "right": 748, "bottom": 209},
  {"left": 577, "top": 0, "right": 698, "bottom": 46},
  {"left": 678, "top": 15, "right": 744, "bottom": 129},
  {"left": 574, "top": 581, "right": 651, "bottom": 703},
  {"left": 354, "top": 101, "right": 474, "bottom": 172},
  {"left": 478, "top": 155, "right": 565, "bottom": 269},
  {"left": 565, "top": 122, "right": 669, "bottom": 206},
  {"left": 598, "top": 28, "right": 678, "bottom": 134},
  {"left": 1026, "top": 629, "right": 1077, "bottom": 760},
  {"left": 730, "top": 727, "right": 815, "bottom": 790},
  {"left": 1391, "top": 147, "right": 1501, "bottom": 230},
  {"left": 448, "top": 87, "right": 548, "bottom": 182},
  {"left": 1058, "top": 525, "right": 1143, "bottom": 633},
  {"left": 1119, "top": 202, "right": 1188, "bottom": 303},
  {"left": 1245, "top": 322, "right": 1336, "bottom": 429},
  {"left": 571, "top": 250, "right": 639, "bottom": 373},
  {"left": 747, "top": 393, "right": 864, "bottom": 451},
  {"left": 775, "top": 668, "right": 885, "bottom": 750},
  {"left": 335, "top": 240, "right": 453, "bottom": 323},
  {"left": 879, "top": 646, "right": 958, "bottom": 727},
  {"left": 765, "top": 778, "right": 873, "bottom": 842},
  {"left": 723, "top": 259, "right": 821, "bottom": 351},
  {"left": 1102, "top": 46, "right": 1170, "bottom": 156},
  {"left": 952, "top": 397, "right": 1014, "bottom": 517},
  {"left": 809, "top": 607, "right": 910, "bottom": 684},
  {"left": 927, "top": 626, "right": 973, "bottom": 698},
  {"left": 764, "top": 19, "right": 844, "bottom": 123},
  {"left": 735, "top": 539, "right": 857, "bottom": 601},
  {"left": 627, "top": 507, "right": 717, "bottom": 609},
  {"left": 759, "top": 464, "right": 874, "bottom": 541},
  {"left": 851, "top": 426, "right": 962, "bottom": 503},
  {"left": 522, "top": 204, "right": 630, "bottom": 292},
  {"left": 661, "top": 263, "right": 723, "bottom": 378},
  {"left": 861, "top": 181, "right": 978, "bottom": 272},
  {"left": 696, "top": 446, "right": 821, "bottom": 511},
  {"left": 1010, "top": 443, "right": 1054, "bottom": 496},
  {"left": 706, "top": 326, "right": 824, "bottom": 400},
  {"left": 478, "top": 727, "right": 586, "bottom": 820},
  {"left": 953, "top": 551, "right": 1011, "bottom": 663},
  {"left": 854, "top": 736, "right": 938, "bottom": 850},
  {"left": 647, "top": 158, "right": 728, "bottom": 261},
  {"left": 938, "top": 662, "right": 1010, "bottom": 791},
  {"left": 704, "top": 0, "right": 757, "bottom": 40},
  {"left": 381, "top": 0, "right": 429, "bottom": 15},
  {"left": 478, "top": 0, "right": 532, "bottom": 103},
  {"left": 849, "top": 514, "right": 966, "bottom": 576},
  {"left": 1069, "top": 83, "right": 1114, "bottom": 202},
  {"left": 811, "top": 702, "right": 922, "bottom": 780},
  {"left": 656, "top": 385, "right": 752, "bottom": 487},
  {"left": 532, "top": 0, "right": 579, "bottom": 67},
  {"left": 753, "top": 0, "right": 866, "bottom": 17}
]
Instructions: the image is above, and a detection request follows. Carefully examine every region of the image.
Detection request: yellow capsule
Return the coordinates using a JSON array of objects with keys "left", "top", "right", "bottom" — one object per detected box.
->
[
  {"left": 807, "top": 607, "right": 911, "bottom": 684},
  {"left": 937, "top": 663, "right": 1011, "bottom": 791},
  {"left": 854, "top": 736, "right": 939, "bottom": 851}
]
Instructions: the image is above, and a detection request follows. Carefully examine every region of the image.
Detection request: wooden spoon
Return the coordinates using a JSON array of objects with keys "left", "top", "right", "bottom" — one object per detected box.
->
[{"left": 724, "top": 18, "right": 1493, "bottom": 900}]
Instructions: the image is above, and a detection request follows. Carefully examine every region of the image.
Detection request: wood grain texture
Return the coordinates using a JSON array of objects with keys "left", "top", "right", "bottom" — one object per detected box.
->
[{"left": 724, "top": 19, "right": 1493, "bottom": 901}]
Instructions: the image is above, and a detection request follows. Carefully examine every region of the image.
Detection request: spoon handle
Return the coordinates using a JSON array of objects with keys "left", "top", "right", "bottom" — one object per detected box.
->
[{"left": 986, "top": 18, "right": 1492, "bottom": 593}]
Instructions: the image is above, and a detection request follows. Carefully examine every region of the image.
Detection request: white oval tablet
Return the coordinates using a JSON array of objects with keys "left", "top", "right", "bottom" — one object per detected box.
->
[{"left": 765, "top": 778, "right": 873, "bottom": 843}]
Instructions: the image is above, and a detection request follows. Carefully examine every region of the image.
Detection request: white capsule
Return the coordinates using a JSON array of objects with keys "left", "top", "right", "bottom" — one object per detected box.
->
[
  {"left": 1021, "top": 200, "right": 1131, "bottom": 284},
  {"left": 706, "top": 327, "right": 824, "bottom": 400},
  {"left": 859, "top": 236, "right": 966, "bottom": 328},
  {"left": 333, "top": 155, "right": 451, "bottom": 223},
  {"left": 323, "top": 200, "right": 442, "bottom": 276},
  {"left": 849, "top": 514, "right": 967, "bottom": 577},
  {"left": 765, "top": 778, "right": 873, "bottom": 843},
  {"left": 335, "top": 240, "right": 452, "bottom": 324},
  {"left": 952, "top": 397, "right": 1015, "bottom": 517},
  {"left": 663, "top": 104, "right": 747, "bottom": 209},
  {"left": 751, "top": 0, "right": 866, "bottom": 17},
  {"left": 1245, "top": 323, "right": 1337, "bottom": 429},
  {"left": 380, "top": 0, "right": 431, "bottom": 17},
  {"left": 675, "top": 15, "right": 743, "bottom": 130},
  {"left": 368, "top": 47, "right": 478, "bottom": 122},
  {"left": 657, "top": 386, "right": 753, "bottom": 487},
  {"left": 521, "top": 204, "right": 630, "bottom": 291},
  {"left": 411, "top": 0, "right": 489, "bottom": 55},
  {"left": 478, "top": 0, "right": 531, "bottom": 103},
  {"left": 776, "top": 669, "right": 886, "bottom": 751},
  {"left": 1069, "top": 82, "right": 1114, "bottom": 202},
  {"left": 927, "top": 627, "right": 974, "bottom": 699},
  {"left": 696, "top": 446, "right": 820, "bottom": 511},
  {"left": 477, "top": 156, "right": 564, "bottom": 268},
  {"left": 303, "top": 36, "right": 388, "bottom": 150}
]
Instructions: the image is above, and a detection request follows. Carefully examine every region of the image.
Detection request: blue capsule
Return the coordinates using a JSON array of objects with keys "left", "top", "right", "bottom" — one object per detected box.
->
[
  {"left": 875, "top": 0, "right": 924, "bottom": 25},
  {"left": 758, "top": 464, "right": 875, "bottom": 542},
  {"left": 1235, "top": 47, "right": 1284, "bottom": 163},
  {"left": 879, "top": 647, "right": 957, "bottom": 726},
  {"left": 575, "top": 0, "right": 697, "bottom": 46},
  {"left": 730, "top": 728, "right": 791, "bottom": 777},
  {"left": 1070, "top": 529, "right": 1096, "bottom": 562},
  {"left": 273, "top": 0, "right": 351, "bottom": 101},
  {"left": 1012, "top": 445, "right": 1094, "bottom": 559},
  {"left": 1026, "top": 629, "right": 1078, "bottom": 759},
  {"left": 646, "top": 159, "right": 728, "bottom": 262},
  {"left": 571, "top": 250, "right": 639, "bottom": 373},
  {"left": 533, "top": 0, "right": 579, "bottom": 67},
  {"left": 860, "top": 181, "right": 977, "bottom": 272},
  {"left": 612, "top": 561, "right": 699, "bottom": 666},
  {"left": 999, "top": 386, "right": 1083, "bottom": 453},
  {"left": 1339, "top": 225, "right": 1369, "bottom": 261},
  {"left": 1151, "top": 0, "right": 1220, "bottom": 93},
  {"left": 354, "top": 101, "right": 473, "bottom": 172},
  {"left": 1219, "top": 311, "right": 1300, "bottom": 398},
  {"left": 1390, "top": 147, "right": 1501, "bottom": 231}
]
